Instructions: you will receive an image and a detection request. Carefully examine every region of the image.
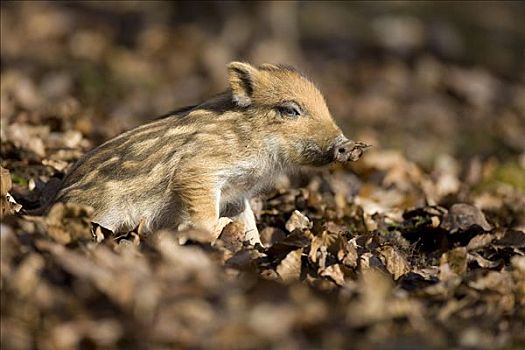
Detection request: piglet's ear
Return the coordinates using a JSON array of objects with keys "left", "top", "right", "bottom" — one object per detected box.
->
[{"left": 227, "top": 62, "right": 259, "bottom": 107}]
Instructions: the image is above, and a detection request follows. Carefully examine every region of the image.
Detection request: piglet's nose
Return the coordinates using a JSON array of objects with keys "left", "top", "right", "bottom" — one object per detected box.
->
[
  {"left": 335, "top": 139, "right": 355, "bottom": 162},
  {"left": 334, "top": 138, "right": 369, "bottom": 162}
]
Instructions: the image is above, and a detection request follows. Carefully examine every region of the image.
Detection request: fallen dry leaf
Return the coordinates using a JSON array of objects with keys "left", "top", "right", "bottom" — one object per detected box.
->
[
  {"left": 0, "top": 166, "right": 12, "bottom": 196},
  {"left": 319, "top": 263, "right": 345, "bottom": 286},
  {"left": 440, "top": 247, "right": 467, "bottom": 280},
  {"left": 277, "top": 248, "right": 303, "bottom": 283},
  {"left": 379, "top": 245, "right": 410, "bottom": 280},
  {"left": 218, "top": 221, "right": 245, "bottom": 252},
  {"left": 441, "top": 203, "right": 492, "bottom": 232},
  {"left": 44, "top": 202, "right": 93, "bottom": 244},
  {"left": 285, "top": 210, "right": 312, "bottom": 232},
  {"left": 466, "top": 233, "right": 494, "bottom": 251}
]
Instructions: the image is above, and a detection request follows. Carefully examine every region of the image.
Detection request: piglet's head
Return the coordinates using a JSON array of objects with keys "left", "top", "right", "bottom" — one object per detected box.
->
[{"left": 228, "top": 61, "right": 368, "bottom": 166}]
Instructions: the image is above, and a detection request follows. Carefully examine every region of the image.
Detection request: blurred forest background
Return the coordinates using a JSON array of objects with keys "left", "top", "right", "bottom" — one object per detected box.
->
[
  {"left": 1, "top": 2, "right": 525, "bottom": 350},
  {"left": 2, "top": 1, "right": 524, "bottom": 166}
]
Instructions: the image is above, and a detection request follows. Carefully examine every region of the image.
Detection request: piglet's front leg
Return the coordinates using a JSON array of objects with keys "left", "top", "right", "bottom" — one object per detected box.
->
[{"left": 179, "top": 182, "right": 220, "bottom": 236}]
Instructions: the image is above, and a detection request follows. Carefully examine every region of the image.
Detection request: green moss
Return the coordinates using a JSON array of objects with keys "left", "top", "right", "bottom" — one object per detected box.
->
[
  {"left": 477, "top": 162, "right": 525, "bottom": 193},
  {"left": 10, "top": 173, "right": 28, "bottom": 186}
]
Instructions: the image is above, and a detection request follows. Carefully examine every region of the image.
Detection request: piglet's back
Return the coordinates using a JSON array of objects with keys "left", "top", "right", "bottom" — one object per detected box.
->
[{"left": 56, "top": 106, "right": 212, "bottom": 209}]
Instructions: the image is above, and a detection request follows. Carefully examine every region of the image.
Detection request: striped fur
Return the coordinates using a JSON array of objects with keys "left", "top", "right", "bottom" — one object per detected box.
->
[{"left": 55, "top": 62, "right": 351, "bottom": 243}]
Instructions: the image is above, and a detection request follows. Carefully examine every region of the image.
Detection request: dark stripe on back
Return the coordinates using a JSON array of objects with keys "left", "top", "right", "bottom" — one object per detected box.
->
[{"left": 154, "top": 104, "right": 198, "bottom": 120}]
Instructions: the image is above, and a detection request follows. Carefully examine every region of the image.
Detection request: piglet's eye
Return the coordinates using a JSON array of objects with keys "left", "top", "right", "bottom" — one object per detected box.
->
[{"left": 277, "top": 102, "right": 302, "bottom": 118}]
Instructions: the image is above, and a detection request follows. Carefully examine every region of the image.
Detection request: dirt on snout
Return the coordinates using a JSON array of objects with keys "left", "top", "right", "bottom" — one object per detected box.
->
[{"left": 348, "top": 142, "right": 372, "bottom": 162}]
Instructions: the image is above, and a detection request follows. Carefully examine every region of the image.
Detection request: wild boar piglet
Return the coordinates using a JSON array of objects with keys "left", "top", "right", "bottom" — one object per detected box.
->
[{"left": 54, "top": 62, "right": 368, "bottom": 244}]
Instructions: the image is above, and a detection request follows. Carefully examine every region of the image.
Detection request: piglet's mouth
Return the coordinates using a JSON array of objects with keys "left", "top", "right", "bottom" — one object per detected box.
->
[{"left": 334, "top": 141, "right": 371, "bottom": 162}]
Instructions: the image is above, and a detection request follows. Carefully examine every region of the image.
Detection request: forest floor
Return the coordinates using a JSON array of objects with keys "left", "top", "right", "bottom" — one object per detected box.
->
[{"left": 2, "top": 101, "right": 524, "bottom": 350}]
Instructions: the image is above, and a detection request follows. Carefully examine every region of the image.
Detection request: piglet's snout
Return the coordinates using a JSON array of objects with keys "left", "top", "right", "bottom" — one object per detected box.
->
[{"left": 334, "top": 138, "right": 369, "bottom": 162}]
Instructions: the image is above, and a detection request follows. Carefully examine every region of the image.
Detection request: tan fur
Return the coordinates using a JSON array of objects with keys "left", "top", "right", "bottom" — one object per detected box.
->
[{"left": 55, "top": 62, "right": 358, "bottom": 244}]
